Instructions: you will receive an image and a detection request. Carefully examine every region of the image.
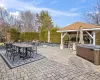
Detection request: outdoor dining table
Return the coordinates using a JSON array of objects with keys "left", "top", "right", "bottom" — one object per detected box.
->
[{"left": 13, "top": 43, "right": 33, "bottom": 59}]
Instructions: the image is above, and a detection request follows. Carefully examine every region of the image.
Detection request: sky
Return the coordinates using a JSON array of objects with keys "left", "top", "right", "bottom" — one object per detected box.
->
[{"left": 0, "top": 0, "right": 96, "bottom": 27}]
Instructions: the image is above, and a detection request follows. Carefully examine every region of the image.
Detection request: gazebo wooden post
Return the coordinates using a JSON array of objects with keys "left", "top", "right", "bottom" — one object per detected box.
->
[
  {"left": 93, "top": 31, "right": 96, "bottom": 45},
  {"left": 89, "top": 37, "right": 92, "bottom": 44},
  {"left": 60, "top": 32, "right": 68, "bottom": 49}
]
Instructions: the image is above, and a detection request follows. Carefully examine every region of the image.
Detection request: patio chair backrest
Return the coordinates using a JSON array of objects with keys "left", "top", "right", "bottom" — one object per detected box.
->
[
  {"left": 32, "top": 43, "right": 37, "bottom": 49},
  {"left": 5, "top": 43, "right": 12, "bottom": 49},
  {"left": 31, "top": 42, "right": 35, "bottom": 45}
]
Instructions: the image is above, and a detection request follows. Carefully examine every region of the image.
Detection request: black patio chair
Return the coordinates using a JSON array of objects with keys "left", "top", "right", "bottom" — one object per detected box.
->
[
  {"left": 27, "top": 41, "right": 38, "bottom": 58},
  {"left": 10, "top": 45, "right": 19, "bottom": 61},
  {"left": 27, "top": 47, "right": 34, "bottom": 57},
  {"left": 33, "top": 41, "right": 38, "bottom": 54},
  {"left": 5, "top": 43, "right": 13, "bottom": 57}
]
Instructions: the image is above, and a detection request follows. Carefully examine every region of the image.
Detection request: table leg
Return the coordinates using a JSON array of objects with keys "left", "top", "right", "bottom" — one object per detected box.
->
[
  {"left": 18, "top": 47, "right": 21, "bottom": 53},
  {"left": 23, "top": 48, "right": 29, "bottom": 59},
  {"left": 26, "top": 48, "right": 28, "bottom": 57}
]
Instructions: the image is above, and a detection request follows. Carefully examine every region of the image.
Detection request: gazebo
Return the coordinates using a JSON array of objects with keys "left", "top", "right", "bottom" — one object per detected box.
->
[{"left": 57, "top": 22, "right": 100, "bottom": 49}]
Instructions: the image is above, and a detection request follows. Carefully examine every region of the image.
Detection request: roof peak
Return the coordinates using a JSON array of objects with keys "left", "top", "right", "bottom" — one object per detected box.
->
[{"left": 75, "top": 21, "right": 83, "bottom": 23}]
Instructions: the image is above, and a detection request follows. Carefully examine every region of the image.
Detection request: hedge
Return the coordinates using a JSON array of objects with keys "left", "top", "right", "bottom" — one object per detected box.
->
[
  {"left": 20, "top": 32, "right": 39, "bottom": 41},
  {"left": 8, "top": 28, "right": 20, "bottom": 42},
  {"left": 8, "top": 28, "right": 68, "bottom": 44},
  {"left": 39, "top": 30, "right": 48, "bottom": 42},
  {"left": 39, "top": 28, "right": 61, "bottom": 43},
  {"left": 50, "top": 28, "right": 60, "bottom": 44}
]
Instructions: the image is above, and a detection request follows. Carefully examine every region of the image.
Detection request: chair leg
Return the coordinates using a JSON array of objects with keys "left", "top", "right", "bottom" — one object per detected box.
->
[
  {"left": 10, "top": 53, "right": 12, "bottom": 60},
  {"left": 33, "top": 50, "right": 37, "bottom": 58},
  {"left": 30, "top": 51, "right": 32, "bottom": 57},
  {"left": 13, "top": 55, "right": 15, "bottom": 61},
  {"left": 5, "top": 51, "right": 8, "bottom": 57},
  {"left": 29, "top": 51, "right": 32, "bottom": 58},
  {"left": 10, "top": 52, "right": 15, "bottom": 61},
  {"left": 12, "top": 53, "right": 16, "bottom": 61},
  {"left": 5, "top": 51, "right": 7, "bottom": 57}
]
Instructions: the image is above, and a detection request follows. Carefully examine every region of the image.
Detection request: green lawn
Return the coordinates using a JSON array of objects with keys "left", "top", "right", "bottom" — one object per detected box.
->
[{"left": 0, "top": 43, "right": 4, "bottom": 46}]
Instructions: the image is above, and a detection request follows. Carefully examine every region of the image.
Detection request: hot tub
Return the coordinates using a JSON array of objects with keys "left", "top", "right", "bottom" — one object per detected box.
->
[{"left": 76, "top": 44, "right": 100, "bottom": 65}]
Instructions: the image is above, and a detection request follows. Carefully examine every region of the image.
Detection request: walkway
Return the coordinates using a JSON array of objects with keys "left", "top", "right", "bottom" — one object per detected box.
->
[{"left": 0, "top": 46, "right": 100, "bottom": 80}]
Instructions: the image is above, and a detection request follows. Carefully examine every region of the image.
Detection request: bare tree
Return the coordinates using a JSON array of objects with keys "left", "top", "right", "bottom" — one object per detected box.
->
[
  {"left": 0, "top": 7, "right": 20, "bottom": 29},
  {"left": 0, "top": 7, "right": 8, "bottom": 25},
  {"left": 8, "top": 14, "right": 21, "bottom": 30},
  {"left": 19, "top": 10, "right": 38, "bottom": 32},
  {"left": 0, "top": 7, "right": 9, "bottom": 41},
  {"left": 83, "top": 0, "right": 100, "bottom": 25},
  {"left": 0, "top": 7, "right": 21, "bottom": 41},
  {"left": 83, "top": 0, "right": 100, "bottom": 45}
]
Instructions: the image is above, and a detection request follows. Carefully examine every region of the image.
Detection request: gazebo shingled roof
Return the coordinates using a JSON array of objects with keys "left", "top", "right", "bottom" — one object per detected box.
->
[{"left": 59, "top": 22, "right": 100, "bottom": 31}]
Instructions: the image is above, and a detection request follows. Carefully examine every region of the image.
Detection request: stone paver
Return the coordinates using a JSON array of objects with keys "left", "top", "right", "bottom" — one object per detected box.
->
[{"left": 0, "top": 46, "right": 100, "bottom": 80}]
